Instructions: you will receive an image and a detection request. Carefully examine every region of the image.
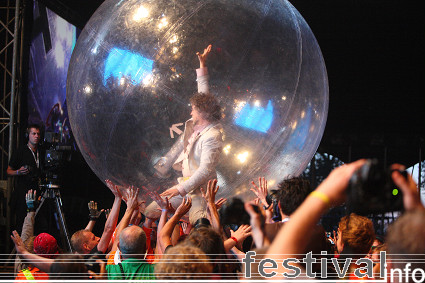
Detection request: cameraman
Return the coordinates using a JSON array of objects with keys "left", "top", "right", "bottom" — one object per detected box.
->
[{"left": 7, "top": 124, "right": 43, "bottom": 234}]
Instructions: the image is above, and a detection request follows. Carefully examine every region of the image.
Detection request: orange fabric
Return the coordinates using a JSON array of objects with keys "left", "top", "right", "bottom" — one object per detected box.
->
[
  {"left": 142, "top": 226, "right": 155, "bottom": 263},
  {"left": 107, "top": 251, "right": 117, "bottom": 265},
  {"left": 15, "top": 267, "right": 49, "bottom": 280}
]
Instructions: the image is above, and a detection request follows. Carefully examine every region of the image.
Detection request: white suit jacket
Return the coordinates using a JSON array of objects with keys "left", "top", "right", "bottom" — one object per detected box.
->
[
  {"left": 154, "top": 67, "right": 223, "bottom": 196},
  {"left": 173, "top": 119, "right": 223, "bottom": 196}
]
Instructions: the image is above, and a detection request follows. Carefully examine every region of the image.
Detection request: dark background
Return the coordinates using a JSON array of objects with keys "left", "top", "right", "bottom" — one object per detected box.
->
[
  {"left": 14, "top": 0, "right": 424, "bottom": 244},
  {"left": 36, "top": 0, "right": 425, "bottom": 166}
]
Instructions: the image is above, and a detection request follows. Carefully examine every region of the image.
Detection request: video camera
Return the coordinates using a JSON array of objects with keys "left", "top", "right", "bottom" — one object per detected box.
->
[{"left": 42, "top": 131, "right": 73, "bottom": 187}]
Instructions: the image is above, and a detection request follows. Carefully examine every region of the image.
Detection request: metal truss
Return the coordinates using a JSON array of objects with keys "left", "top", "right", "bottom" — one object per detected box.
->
[
  {"left": 0, "top": 0, "right": 23, "bottom": 180},
  {"left": 0, "top": 0, "right": 24, "bottom": 253}
]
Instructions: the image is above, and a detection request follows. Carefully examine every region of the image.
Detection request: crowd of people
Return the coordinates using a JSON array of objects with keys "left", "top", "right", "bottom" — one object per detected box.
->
[
  {"left": 7, "top": 45, "right": 425, "bottom": 282},
  {"left": 8, "top": 159, "right": 425, "bottom": 281}
]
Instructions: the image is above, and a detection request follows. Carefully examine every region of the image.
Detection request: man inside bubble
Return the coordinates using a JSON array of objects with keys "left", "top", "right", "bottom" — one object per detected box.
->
[{"left": 145, "top": 44, "right": 223, "bottom": 225}]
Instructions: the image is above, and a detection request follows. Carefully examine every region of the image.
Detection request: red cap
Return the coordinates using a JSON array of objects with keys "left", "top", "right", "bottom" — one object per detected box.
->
[{"left": 33, "top": 233, "right": 59, "bottom": 258}]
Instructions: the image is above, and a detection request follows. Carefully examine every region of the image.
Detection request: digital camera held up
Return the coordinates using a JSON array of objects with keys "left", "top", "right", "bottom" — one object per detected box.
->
[{"left": 346, "top": 159, "right": 407, "bottom": 215}]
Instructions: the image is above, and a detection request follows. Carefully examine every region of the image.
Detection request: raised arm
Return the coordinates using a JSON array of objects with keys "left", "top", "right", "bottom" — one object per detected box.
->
[
  {"left": 85, "top": 201, "right": 104, "bottom": 232},
  {"left": 158, "top": 197, "right": 192, "bottom": 251},
  {"left": 15, "top": 190, "right": 37, "bottom": 273},
  {"left": 96, "top": 180, "right": 123, "bottom": 253},
  {"left": 250, "top": 177, "right": 270, "bottom": 208},
  {"left": 201, "top": 179, "right": 222, "bottom": 233},
  {"left": 11, "top": 231, "right": 53, "bottom": 272},
  {"left": 149, "top": 191, "right": 173, "bottom": 254},
  {"left": 391, "top": 164, "right": 424, "bottom": 211},
  {"left": 109, "top": 187, "right": 140, "bottom": 254},
  {"left": 196, "top": 44, "right": 211, "bottom": 94},
  {"left": 265, "top": 160, "right": 366, "bottom": 279}
]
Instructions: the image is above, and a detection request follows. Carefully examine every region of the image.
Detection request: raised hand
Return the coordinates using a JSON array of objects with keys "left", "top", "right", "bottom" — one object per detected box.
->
[
  {"left": 250, "top": 177, "right": 268, "bottom": 207},
  {"left": 215, "top": 198, "right": 227, "bottom": 210},
  {"left": 315, "top": 159, "right": 366, "bottom": 206},
  {"left": 125, "top": 186, "right": 141, "bottom": 211},
  {"left": 88, "top": 201, "right": 104, "bottom": 221},
  {"left": 200, "top": 179, "right": 219, "bottom": 205},
  {"left": 231, "top": 224, "right": 252, "bottom": 245},
  {"left": 175, "top": 197, "right": 192, "bottom": 217},
  {"left": 196, "top": 44, "right": 212, "bottom": 68},
  {"left": 150, "top": 191, "right": 169, "bottom": 210},
  {"left": 391, "top": 164, "right": 423, "bottom": 211},
  {"left": 160, "top": 186, "right": 180, "bottom": 199},
  {"left": 11, "top": 230, "right": 26, "bottom": 254},
  {"left": 105, "top": 179, "right": 121, "bottom": 198},
  {"left": 25, "top": 189, "right": 37, "bottom": 211}
]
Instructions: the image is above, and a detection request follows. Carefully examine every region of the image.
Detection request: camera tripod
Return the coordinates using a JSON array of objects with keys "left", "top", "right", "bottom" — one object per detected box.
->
[{"left": 35, "top": 183, "right": 73, "bottom": 252}]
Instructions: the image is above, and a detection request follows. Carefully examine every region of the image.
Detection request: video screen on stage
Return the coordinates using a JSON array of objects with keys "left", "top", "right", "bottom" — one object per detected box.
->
[{"left": 27, "top": 1, "right": 77, "bottom": 145}]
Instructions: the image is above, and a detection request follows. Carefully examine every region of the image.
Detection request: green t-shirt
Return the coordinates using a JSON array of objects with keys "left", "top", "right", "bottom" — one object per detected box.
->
[{"left": 106, "top": 258, "right": 155, "bottom": 280}]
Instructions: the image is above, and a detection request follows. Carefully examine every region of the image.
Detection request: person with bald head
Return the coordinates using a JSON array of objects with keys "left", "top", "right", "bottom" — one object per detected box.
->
[{"left": 106, "top": 225, "right": 155, "bottom": 280}]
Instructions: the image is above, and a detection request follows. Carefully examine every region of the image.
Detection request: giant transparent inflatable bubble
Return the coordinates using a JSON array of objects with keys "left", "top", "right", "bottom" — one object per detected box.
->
[{"left": 67, "top": 0, "right": 328, "bottom": 200}]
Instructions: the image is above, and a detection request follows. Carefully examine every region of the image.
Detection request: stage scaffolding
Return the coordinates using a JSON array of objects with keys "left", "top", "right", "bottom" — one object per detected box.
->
[{"left": 0, "top": 0, "right": 24, "bottom": 252}]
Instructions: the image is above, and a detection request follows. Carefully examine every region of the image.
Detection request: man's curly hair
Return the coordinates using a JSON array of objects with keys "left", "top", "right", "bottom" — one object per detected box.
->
[{"left": 190, "top": 93, "right": 221, "bottom": 122}]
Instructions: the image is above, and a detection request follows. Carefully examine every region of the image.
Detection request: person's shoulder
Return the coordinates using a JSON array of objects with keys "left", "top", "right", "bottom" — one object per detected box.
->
[{"left": 204, "top": 122, "right": 223, "bottom": 136}]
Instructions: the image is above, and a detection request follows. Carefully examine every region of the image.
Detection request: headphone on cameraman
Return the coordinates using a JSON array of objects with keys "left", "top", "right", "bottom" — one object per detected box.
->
[
  {"left": 25, "top": 127, "right": 30, "bottom": 139},
  {"left": 25, "top": 124, "right": 42, "bottom": 142}
]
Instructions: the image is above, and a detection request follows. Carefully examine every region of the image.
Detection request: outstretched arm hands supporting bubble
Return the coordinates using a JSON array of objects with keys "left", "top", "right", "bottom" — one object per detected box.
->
[
  {"left": 160, "top": 187, "right": 180, "bottom": 199},
  {"left": 109, "top": 186, "right": 141, "bottom": 254},
  {"left": 201, "top": 179, "right": 222, "bottom": 234},
  {"left": 158, "top": 197, "right": 192, "bottom": 252}
]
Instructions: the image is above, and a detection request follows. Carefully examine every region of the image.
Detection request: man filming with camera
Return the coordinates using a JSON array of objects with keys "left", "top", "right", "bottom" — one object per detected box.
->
[{"left": 7, "top": 124, "right": 43, "bottom": 234}]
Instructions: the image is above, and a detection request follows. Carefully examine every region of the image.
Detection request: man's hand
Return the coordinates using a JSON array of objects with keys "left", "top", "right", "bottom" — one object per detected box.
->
[
  {"left": 391, "top": 164, "right": 424, "bottom": 211},
  {"left": 201, "top": 179, "right": 219, "bottom": 205},
  {"left": 150, "top": 191, "right": 169, "bottom": 210},
  {"left": 11, "top": 230, "right": 27, "bottom": 254},
  {"left": 315, "top": 159, "right": 367, "bottom": 206},
  {"left": 250, "top": 177, "right": 269, "bottom": 207},
  {"left": 175, "top": 197, "right": 192, "bottom": 217},
  {"left": 125, "top": 187, "right": 141, "bottom": 212},
  {"left": 88, "top": 201, "right": 104, "bottom": 221},
  {"left": 26, "top": 189, "right": 37, "bottom": 211},
  {"left": 160, "top": 187, "right": 180, "bottom": 199},
  {"left": 196, "top": 44, "right": 212, "bottom": 68},
  {"left": 231, "top": 224, "right": 252, "bottom": 246},
  {"left": 105, "top": 179, "right": 121, "bottom": 198},
  {"left": 215, "top": 198, "right": 227, "bottom": 210},
  {"left": 17, "top": 166, "right": 29, "bottom": 176}
]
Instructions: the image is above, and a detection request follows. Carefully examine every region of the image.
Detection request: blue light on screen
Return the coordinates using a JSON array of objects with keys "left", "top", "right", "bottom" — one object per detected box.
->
[
  {"left": 103, "top": 48, "right": 153, "bottom": 86},
  {"left": 234, "top": 100, "right": 274, "bottom": 133}
]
